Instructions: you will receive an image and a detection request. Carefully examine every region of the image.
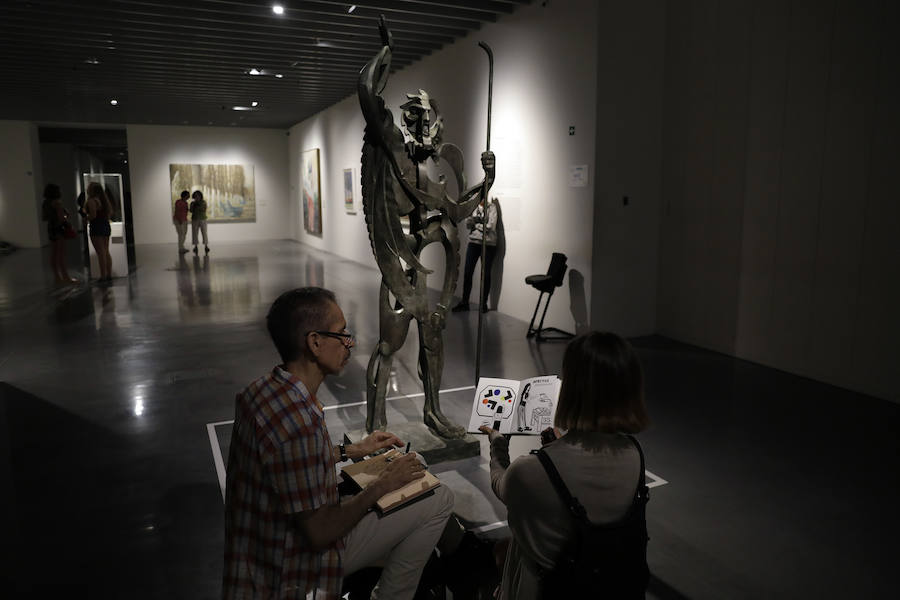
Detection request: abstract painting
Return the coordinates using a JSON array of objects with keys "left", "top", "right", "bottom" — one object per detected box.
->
[
  {"left": 301, "top": 148, "right": 322, "bottom": 235},
  {"left": 169, "top": 163, "right": 256, "bottom": 223}
]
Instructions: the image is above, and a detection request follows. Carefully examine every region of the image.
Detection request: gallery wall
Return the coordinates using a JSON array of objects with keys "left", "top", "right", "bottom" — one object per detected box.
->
[
  {"left": 590, "top": 0, "right": 667, "bottom": 337},
  {"left": 288, "top": 0, "right": 601, "bottom": 332},
  {"left": 127, "top": 124, "right": 290, "bottom": 245},
  {"left": 656, "top": 0, "right": 899, "bottom": 401},
  {"left": 0, "top": 120, "right": 44, "bottom": 248}
]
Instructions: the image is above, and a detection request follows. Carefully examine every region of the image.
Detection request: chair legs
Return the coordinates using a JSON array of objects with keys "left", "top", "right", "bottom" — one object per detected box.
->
[
  {"left": 526, "top": 289, "right": 574, "bottom": 342},
  {"left": 526, "top": 291, "right": 546, "bottom": 338}
]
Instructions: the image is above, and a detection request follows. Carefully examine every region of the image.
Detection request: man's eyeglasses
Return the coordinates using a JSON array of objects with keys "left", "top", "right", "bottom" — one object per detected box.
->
[{"left": 312, "top": 330, "right": 355, "bottom": 347}]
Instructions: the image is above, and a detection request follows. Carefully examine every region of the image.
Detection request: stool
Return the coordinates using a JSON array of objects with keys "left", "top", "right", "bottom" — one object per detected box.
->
[{"left": 525, "top": 252, "right": 574, "bottom": 342}]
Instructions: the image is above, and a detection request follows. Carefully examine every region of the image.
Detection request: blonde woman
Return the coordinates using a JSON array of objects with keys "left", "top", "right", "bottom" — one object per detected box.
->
[{"left": 85, "top": 182, "right": 114, "bottom": 283}]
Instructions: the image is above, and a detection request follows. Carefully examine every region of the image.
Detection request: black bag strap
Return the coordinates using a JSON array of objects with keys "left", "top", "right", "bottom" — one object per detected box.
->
[
  {"left": 533, "top": 447, "right": 588, "bottom": 522},
  {"left": 533, "top": 435, "right": 648, "bottom": 523}
]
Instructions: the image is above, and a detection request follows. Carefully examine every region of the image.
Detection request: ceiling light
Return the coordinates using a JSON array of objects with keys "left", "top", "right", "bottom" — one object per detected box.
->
[
  {"left": 251, "top": 101, "right": 259, "bottom": 107},
  {"left": 84, "top": 57, "right": 100, "bottom": 65},
  {"left": 272, "top": 4, "right": 284, "bottom": 15},
  {"left": 110, "top": 99, "right": 118, "bottom": 106},
  {"left": 232, "top": 106, "right": 252, "bottom": 111},
  {"left": 275, "top": 73, "right": 283, "bottom": 78},
  {"left": 348, "top": 4, "right": 357, "bottom": 13},
  {"left": 248, "top": 68, "right": 262, "bottom": 76}
]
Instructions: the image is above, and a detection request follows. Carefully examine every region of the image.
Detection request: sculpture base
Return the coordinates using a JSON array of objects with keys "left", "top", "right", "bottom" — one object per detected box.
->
[{"left": 344, "top": 422, "right": 480, "bottom": 465}]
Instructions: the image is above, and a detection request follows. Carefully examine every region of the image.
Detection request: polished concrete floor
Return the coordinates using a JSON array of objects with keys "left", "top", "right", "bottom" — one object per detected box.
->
[{"left": 1, "top": 239, "right": 897, "bottom": 599}]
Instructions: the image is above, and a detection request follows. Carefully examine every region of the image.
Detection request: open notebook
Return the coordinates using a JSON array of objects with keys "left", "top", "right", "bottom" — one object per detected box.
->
[{"left": 340, "top": 449, "right": 441, "bottom": 515}]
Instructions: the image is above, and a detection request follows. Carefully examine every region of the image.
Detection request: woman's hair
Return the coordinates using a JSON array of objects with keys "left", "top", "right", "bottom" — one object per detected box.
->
[
  {"left": 554, "top": 331, "right": 649, "bottom": 433},
  {"left": 181, "top": 190, "right": 190, "bottom": 199},
  {"left": 192, "top": 190, "right": 203, "bottom": 201},
  {"left": 42, "top": 184, "right": 61, "bottom": 221},
  {"left": 266, "top": 287, "right": 337, "bottom": 363},
  {"left": 43, "top": 183, "right": 61, "bottom": 200},
  {"left": 86, "top": 182, "right": 113, "bottom": 216}
]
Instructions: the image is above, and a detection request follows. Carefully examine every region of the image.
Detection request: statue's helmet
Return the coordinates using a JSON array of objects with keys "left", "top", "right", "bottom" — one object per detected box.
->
[{"left": 400, "top": 89, "right": 443, "bottom": 149}]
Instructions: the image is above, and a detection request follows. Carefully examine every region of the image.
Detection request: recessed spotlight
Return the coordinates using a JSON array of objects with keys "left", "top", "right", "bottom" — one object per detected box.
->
[
  {"left": 251, "top": 101, "right": 259, "bottom": 107},
  {"left": 110, "top": 99, "right": 118, "bottom": 106},
  {"left": 348, "top": 4, "right": 357, "bottom": 13},
  {"left": 248, "top": 68, "right": 262, "bottom": 76},
  {"left": 275, "top": 73, "right": 284, "bottom": 78},
  {"left": 272, "top": 4, "right": 284, "bottom": 15}
]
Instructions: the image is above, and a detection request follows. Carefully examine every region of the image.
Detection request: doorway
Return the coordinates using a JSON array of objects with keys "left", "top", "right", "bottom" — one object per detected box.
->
[{"left": 38, "top": 127, "right": 136, "bottom": 278}]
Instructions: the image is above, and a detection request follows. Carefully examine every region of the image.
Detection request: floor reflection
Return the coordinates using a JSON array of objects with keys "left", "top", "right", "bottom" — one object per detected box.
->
[{"left": 174, "top": 254, "right": 261, "bottom": 323}]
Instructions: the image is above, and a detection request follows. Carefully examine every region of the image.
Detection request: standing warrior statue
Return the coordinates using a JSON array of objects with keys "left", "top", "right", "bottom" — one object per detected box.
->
[{"left": 358, "top": 17, "right": 495, "bottom": 439}]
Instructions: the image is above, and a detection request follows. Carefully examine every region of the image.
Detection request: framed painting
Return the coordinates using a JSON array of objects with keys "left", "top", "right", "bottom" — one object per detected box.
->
[
  {"left": 301, "top": 149, "right": 322, "bottom": 235},
  {"left": 343, "top": 167, "right": 357, "bottom": 214},
  {"left": 168, "top": 163, "right": 256, "bottom": 223}
]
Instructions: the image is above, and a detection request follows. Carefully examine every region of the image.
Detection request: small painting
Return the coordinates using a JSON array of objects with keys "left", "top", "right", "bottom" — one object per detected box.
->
[
  {"left": 301, "top": 149, "right": 322, "bottom": 235},
  {"left": 343, "top": 168, "right": 356, "bottom": 214}
]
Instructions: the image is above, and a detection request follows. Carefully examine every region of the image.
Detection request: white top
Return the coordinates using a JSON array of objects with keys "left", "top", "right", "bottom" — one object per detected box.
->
[
  {"left": 487, "top": 431, "right": 641, "bottom": 600},
  {"left": 466, "top": 199, "right": 499, "bottom": 246}
]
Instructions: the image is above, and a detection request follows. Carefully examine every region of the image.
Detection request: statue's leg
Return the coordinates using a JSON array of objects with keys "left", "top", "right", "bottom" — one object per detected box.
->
[
  {"left": 418, "top": 318, "right": 466, "bottom": 439},
  {"left": 366, "top": 343, "right": 392, "bottom": 433},
  {"left": 366, "top": 281, "right": 413, "bottom": 433}
]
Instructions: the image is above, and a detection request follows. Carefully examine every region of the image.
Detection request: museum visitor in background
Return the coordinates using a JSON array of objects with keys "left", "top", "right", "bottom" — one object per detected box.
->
[
  {"left": 189, "top": 190, "right": 209, "bottom": 254},
  {"left": 41, "top": 183, "right": 78, "bottom": 285},
  {"left": 173, "top": 190, "right": 189, "bottom": 254},
  {"left": 454, "top": 196, "right": 500, "bottom": 313},
  {"left": 84, "top": 182, "right": 114, "bottom": 284}
]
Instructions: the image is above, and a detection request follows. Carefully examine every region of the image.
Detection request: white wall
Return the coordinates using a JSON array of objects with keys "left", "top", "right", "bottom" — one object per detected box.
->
[
  {"left": 0, "top": 120, "right": 44, "bottom": 248},
  {"left": 288, "top": 0, "right": 600, "bottom": 329},
  {"left": 657, "top": 0, "right": 900, "bottom": 401},
  {"left": 590, "top": 0, "right": 666, "bottom": 337},
  {"left": 127, "top": 124, "right": 290, "bottom": 245}
]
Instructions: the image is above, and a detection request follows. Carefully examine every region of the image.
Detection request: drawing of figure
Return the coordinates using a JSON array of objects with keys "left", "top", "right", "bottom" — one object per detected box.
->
[
  {"left": 359, "top": 17, "right": 495, "bottom": 439},
  {"left": 516, "top": 383, "right": 532, "bottom": 432}
]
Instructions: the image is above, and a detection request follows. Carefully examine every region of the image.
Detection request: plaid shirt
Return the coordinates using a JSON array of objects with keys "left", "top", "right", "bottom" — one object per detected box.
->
[{"left": 223, "top": 366, "right": 343, "bottom": 599}]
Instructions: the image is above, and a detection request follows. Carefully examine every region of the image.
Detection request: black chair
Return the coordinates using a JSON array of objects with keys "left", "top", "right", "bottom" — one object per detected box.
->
[{"left": 525, "top": 252, "right": 575, "bottom": 342}]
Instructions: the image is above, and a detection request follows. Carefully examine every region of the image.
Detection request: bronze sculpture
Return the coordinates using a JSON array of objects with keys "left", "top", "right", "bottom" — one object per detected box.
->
[{"left": 358, "top": 17, "right": 495, "bottom": 439}]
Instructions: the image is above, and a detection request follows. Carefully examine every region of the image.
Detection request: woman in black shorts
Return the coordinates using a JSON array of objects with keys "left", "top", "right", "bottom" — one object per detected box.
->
[
  {"left": 41, "top": 183, "right": 77, "bottom": 284},
  {"left": 85, "top": 182, "right": 114, "bottom": 283}
]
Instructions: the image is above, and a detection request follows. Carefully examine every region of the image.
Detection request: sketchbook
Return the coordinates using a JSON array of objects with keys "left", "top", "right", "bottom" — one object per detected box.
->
[
  {"left": 340, "top": 449, "right": 441, "bottom": 515},
  {"left": 466, "top": 376, "right": 561, "bottom": 435}
]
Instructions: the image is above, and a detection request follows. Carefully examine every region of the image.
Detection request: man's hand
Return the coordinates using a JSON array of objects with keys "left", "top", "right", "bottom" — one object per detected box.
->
[
  {"left": 372, "top": 453, "right": 426, "bottom": 496},
  {"left": 350, "top": 431, "right": 403, "bottom": 459}
]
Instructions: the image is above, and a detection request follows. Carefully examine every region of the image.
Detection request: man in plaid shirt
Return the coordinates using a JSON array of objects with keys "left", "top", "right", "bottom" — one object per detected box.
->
[{"left": 223, "top": 287, "right": 454, "bottom": 599}]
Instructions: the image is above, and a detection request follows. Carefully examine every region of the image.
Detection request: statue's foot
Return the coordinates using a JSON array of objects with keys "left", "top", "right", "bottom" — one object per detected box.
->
[{"left": 424, "top": 410, "right": 466, "bottom": 439}]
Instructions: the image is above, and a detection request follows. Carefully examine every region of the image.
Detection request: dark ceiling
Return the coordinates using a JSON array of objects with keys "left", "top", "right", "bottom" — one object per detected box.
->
[{"left": 1, "top": 0, "right": 529, "bottom": 129}]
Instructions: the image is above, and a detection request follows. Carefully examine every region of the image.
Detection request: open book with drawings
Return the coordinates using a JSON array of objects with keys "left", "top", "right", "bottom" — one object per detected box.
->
[
  {"left": 467, "top": 376, "right": 561, "bottom": 435},
  {"left": 340, "top": 448, "right": 441, "bottom": 515}
]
